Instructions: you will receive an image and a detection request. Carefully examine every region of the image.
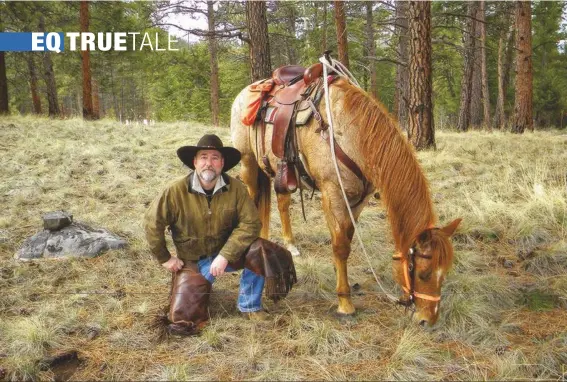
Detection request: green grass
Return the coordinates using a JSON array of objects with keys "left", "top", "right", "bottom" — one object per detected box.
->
[{"left": 1, "top": 116, "right": 566, "bottom": 380}]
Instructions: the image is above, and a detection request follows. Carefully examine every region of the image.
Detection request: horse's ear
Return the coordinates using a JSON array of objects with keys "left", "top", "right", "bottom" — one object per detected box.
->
[{"left": 441, "top": 218, "right": 462, "bottom": 237}]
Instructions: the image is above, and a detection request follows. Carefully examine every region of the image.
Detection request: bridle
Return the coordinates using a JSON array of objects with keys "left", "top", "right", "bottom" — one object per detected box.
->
[{"left": 392, "top": 246, "right": 441, "bottom": 308}]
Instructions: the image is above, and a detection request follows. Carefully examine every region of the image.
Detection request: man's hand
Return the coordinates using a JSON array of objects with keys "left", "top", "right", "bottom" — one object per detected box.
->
[
  {"left": 162, "top": 256, "right": 184, "bottom": 273},
  {"left": 210, "top": 255, "right": 229, "bottom": 277}
]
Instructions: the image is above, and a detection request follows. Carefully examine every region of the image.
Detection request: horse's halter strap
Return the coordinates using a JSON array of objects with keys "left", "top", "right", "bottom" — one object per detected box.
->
[{"left": 392, "top": 247, "right": 441, "bottom": 305}]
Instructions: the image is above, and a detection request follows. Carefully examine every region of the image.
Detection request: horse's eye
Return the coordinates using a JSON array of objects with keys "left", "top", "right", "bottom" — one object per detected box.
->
[{"left": 418, "top": 268, "right": 432, "bottom": 281}]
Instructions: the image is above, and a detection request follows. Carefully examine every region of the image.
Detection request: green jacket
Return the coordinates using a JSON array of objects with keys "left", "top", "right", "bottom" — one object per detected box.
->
[{"left": 143, "top": 172, "right": 261, "bottom": 264}]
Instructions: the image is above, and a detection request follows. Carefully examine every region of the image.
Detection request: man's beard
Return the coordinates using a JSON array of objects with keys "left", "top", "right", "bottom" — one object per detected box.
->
[{"left": 198, "top": 168, "right": 219, "bottom": 183}]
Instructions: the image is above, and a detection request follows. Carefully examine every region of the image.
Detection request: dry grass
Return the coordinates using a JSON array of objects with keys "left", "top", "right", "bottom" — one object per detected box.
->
[{"left": 1, "top": 116, "right": 566, "bottom": 380}]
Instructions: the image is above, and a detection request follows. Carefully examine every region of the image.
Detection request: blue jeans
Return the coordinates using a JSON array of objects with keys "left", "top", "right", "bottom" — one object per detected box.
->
[{"left": 197, "top": 255, "right": 265, "bottom": 312}]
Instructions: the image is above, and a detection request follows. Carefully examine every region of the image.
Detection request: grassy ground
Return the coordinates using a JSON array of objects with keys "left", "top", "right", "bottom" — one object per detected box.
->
[{"left": 0, "top": 116, "right": 566, "bottom": 381}]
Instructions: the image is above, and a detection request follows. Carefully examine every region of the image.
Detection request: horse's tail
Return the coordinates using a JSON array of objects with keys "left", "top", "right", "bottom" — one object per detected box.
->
[
  {"left": 231, "top": 86, "right": 271, "bottom": 238},
  {"left": 257, "top": 167, "right": 271, "bottom": 239}
]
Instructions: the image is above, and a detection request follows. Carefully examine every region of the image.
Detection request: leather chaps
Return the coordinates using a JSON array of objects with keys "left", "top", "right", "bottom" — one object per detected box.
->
[{"left": 163, "top": 238, "right": 297, "bottom": 336}]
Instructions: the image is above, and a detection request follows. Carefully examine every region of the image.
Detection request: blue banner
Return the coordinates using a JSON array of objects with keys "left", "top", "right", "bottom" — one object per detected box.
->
[{"left": 0, "top": 32, "right": 65, "bottom": 52}]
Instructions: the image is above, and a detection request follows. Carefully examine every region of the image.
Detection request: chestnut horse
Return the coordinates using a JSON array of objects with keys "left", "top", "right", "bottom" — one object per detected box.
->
[{"left": 230, "top": 77, "right": 461, "bottom": 325}]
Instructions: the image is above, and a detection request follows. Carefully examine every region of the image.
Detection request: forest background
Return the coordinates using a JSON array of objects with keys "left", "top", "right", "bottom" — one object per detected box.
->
[
  {"left": 1, "top": 2, "right": 567, "bottom": 380},
  {"left": 1, "top": 1, "right": 566, "bottom": 136}
]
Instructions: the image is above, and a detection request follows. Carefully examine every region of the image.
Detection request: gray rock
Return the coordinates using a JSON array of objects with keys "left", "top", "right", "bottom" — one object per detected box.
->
[
  {"left": 43, "top": 211, "right": 73, "bottom": 231},
  {"left": 15, "top": 222, "right": 127, "bottom": 261}
]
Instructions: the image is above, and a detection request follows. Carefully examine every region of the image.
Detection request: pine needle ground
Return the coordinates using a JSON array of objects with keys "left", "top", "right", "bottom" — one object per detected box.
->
[{"left": 1, "top": 116, "right": 566, "bottom": 380}]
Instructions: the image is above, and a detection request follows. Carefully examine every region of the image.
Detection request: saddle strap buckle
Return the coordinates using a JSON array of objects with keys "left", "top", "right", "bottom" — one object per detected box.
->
[{"left": 308, "top": 99, "right": 327, "bottom": 136}]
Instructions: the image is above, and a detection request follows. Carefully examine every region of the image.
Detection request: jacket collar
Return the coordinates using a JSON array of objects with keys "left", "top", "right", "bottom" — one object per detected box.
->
[{"left": 188, "top": 171, "right": 230, "bottom": 196}]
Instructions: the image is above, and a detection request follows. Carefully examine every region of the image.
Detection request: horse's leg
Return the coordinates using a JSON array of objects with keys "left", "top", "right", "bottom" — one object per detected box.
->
[
  {"left": 276, "top": 193, "right": 300, "bottom": 257},
  {"left": 321, "top": 185, "right": 356, "bottom": 315}
]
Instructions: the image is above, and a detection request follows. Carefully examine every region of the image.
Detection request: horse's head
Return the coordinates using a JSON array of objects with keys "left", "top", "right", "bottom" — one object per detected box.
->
[{"left": 393, "top": 218, "right": 461, "bottom": 326}]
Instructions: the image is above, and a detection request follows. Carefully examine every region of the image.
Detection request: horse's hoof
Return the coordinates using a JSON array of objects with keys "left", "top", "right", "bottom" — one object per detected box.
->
[
  {"left": 287, "top": 244, "right": 300, "bottom": 257},
  {"left": 333, "top": 311, "right": 357, "bottom": 324}
]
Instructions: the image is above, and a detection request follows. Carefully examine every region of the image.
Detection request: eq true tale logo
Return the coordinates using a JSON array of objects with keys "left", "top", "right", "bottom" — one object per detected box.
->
[{"left": 0, "top": 32, "right": 179, "bottom": 53}]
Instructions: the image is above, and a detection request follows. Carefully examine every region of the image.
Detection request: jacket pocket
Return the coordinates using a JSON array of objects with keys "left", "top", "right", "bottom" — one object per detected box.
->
[
  {"left": 173, "top": 237, "right": 198, "bottom": 258},
  {"left": 219, "top": 208, "right": 236, "bottom": 231}
]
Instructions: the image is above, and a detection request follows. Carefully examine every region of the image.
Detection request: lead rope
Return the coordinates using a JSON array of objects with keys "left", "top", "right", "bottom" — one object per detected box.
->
[{"left": 318, "top": 55, "right": 398, "bottom": 303}]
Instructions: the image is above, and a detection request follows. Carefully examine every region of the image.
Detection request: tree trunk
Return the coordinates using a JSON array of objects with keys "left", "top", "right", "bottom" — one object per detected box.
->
[
  {"left": 334, "top": 1, "right": 349, "bottom": 69},
  {"left": 479, "top": 1, "right": 490, "bottom": 129},
  {"left": 39, "top": 16, "right": 60, "bottom": 117},
  {"left": 80, "top": 1, "right": 95, "bottom": 120},
  {"left": 120, "top": 78, "right": 124, "bottom": 122},
  {"left": 92, "top": 77, "right": 100, "bottom": 118},
  {"left": 502, "top": 25, "right": 515, "bottom": 122},
  {"left": 0, "top": 51, "right": 9, "bottom": 115},
  {"left": 109, "top": 60, "right": 119, "bottom": 120},
  {"left": 0, "top": 21, "right": 7, "bottom": 115},
  {"left": 322, "top": 1, "right": 328, "bottom": 51},
  {"left": 407, "top": 1, "right": 435, "bottom": 150},
  {"left": 470, "top": 2, "right": 483, "bottom": 129},
  {"left": 494, "top": 17, "right": 512, "bottom": 130},
  {"left": 286, "top": 3, "right": 297, "bottom": 64},
  {"left": 456, "top": 1, "right": 478, "bottom": 132},
  {"left": 246, "top": 1, "right": 272, "bottom": 82},
  {"left": 512, "top": 1, "right": 533, "bottom": 134},
  {"left": 395, "top": 0, "right": 409, "bottom": 131},
  {"left": 494, "top": 34, "right": 506, "bottom": 129},
  {"left": 27, "top": 53, "right": 42, "bottom": 114},
  {"left": 365, "top": 2, "right": 377, "bottom": 97},
  {"left": 207, "top": 0, "right": 220, "bottom": 127}
]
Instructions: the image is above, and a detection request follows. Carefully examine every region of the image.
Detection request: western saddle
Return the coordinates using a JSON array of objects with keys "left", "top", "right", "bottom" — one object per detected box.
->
[{"left": 243, "top": 61, "right": 368, "bottom": 206}]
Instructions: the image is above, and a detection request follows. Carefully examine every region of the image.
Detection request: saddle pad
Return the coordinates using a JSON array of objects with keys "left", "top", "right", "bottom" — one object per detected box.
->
[{"left": 264, "top": 106, "right": 313, "bottom": 126}]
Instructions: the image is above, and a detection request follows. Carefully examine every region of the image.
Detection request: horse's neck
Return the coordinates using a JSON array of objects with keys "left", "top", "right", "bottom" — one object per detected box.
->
[{"left": 332, "top": 88, "right": 436, "bottom": 254}]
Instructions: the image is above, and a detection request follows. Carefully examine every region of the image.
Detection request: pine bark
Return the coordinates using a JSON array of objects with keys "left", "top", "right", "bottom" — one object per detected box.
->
[
  {"left": 27, "top": 53, "right": 41, "bottom": 114},
  {"left": 334, "top": 1, "right": 349, "bottom": 69},
  {"left": 457, "top": 1, "right": 478, "bottom": 132},
  {"left": 494, "top": 34, "right": 506, "bottom": 129},
  {"left": 246, "top": 1, "right": 272, "bottom": 82},
  {"left": 92, "top": 77, "right": 100, "bottom": 118},
  {"left": 470, "top": 2, "right": 483, "bottom": 128},
  {"left": 80, "top": 1, "right": 95, "bottom": 120},
  {"left": 494, "top": 17, "right": 512, "bottom": 129},
  {"left": 0, "top": 21, "right": 7, "bottom": 115},
  {"left": 207, "top": 0, "right": 220, "bottom": 127},
  {"left": 512, "top": 1, "right": 533, "bottom": 134},
  {"left": 39, "top": 16, "right": 60, "bottom": 117},
  {"left": 407, "top": 1, "right": 435, "bottom": 150},
  {"left": 395, "top": 0, "right": 409, "bottom": 131},
  {"left": 0, "top": 51, "right": 9, "bottom": 115},
  {"left": 286, "top": 3, "right": 297, "bottom": 64},
  {"left": 322, "top": 1, "right": 328, "bottom": 51},
  {"left": 479, "top": 1, "right": 490, "bottom": 129},
  {"left": 365, "top": 2, "right": 377, "bottom": 97}
]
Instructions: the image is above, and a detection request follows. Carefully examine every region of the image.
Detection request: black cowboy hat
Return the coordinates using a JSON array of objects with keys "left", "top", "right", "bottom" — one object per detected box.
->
[{"left": 177, "top": 134, "right": 241, "bottom": 172}]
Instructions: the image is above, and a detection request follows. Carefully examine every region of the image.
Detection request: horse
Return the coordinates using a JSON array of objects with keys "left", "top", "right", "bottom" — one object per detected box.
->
[{"left": 230, "top": 76, "right": 461, "bottom": 326}]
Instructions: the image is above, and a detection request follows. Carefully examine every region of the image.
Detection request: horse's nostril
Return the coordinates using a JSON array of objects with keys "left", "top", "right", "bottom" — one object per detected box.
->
[{"left": 419, "top": 320, "right": 427, "bottom": 327}]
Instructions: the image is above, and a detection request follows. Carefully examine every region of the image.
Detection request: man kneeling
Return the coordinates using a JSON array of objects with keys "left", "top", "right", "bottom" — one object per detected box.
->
[{"left": 144, "top": 134, "right": 296, "bottom": 335}]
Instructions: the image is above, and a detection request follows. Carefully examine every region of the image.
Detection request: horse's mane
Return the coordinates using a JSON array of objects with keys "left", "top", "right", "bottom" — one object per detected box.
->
[
  {"left": 335, "top": 80, "right": 443, "bottom": 264},
  {"left": 429, "top": 229, "right": 455, "bottom": 272}
]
